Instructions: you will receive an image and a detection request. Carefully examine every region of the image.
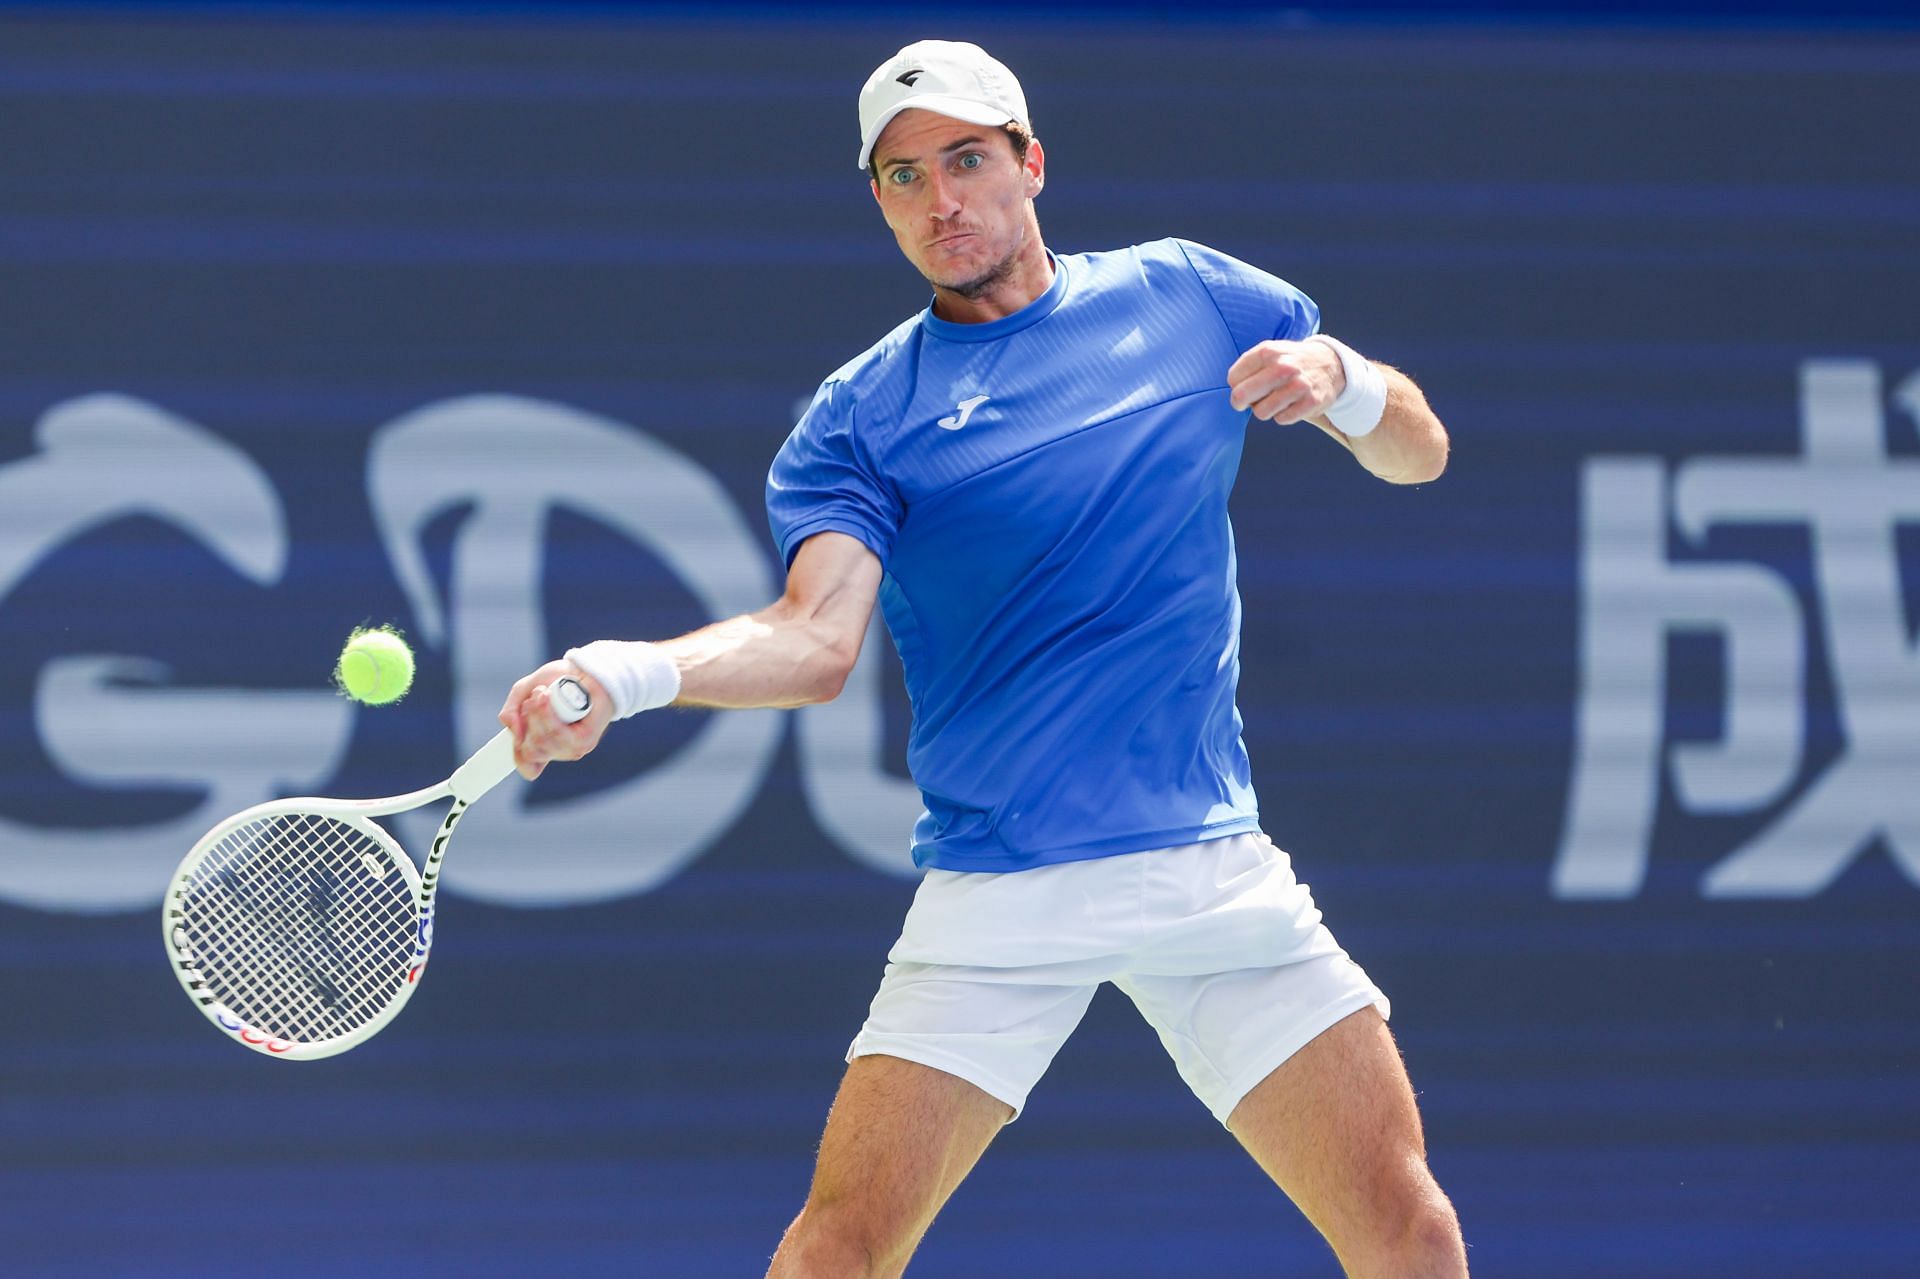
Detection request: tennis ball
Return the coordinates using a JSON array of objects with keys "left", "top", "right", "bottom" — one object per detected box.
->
[{"left": 335, "top": 626, "right": 415, "bottom": 706}]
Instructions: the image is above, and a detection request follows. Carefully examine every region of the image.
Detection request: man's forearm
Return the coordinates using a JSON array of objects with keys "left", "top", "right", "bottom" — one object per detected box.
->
[
  {"left": 503, "top": 533, "right": 879, "bottom": 778},
  {"left": 640, "top": 529, "right": 881, "bottom": 712},
  {"left": 658, "top": 599, "right": 863, "bottom": 710},
  {"left": 1315, "top": 365, "right": 1449, "bottom": 485}
]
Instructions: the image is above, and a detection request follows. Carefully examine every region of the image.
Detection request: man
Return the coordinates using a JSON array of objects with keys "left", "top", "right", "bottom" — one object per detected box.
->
[{"left": 501, "top": 39, "right": 1465, "bottom": 1279}]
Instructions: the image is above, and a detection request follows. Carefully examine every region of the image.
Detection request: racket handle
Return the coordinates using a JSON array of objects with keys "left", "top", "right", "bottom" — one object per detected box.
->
[
  {"left": 450, "top": 680, "right": 595, "bottom": 801},
  {"left": 453, "top": 730, "right": 520, "bottom": 802},
  {"left": 551, "top": 676, "right": 592, "bottom": 724}
]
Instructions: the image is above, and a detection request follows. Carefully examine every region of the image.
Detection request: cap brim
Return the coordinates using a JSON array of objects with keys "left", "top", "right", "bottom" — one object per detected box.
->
[{"left": 857, "top": 96, "right": 1018, "bottom": 169}]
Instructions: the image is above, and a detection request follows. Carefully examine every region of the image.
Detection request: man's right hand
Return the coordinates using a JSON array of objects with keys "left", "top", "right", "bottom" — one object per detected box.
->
[{"left": 498, "top": 660, "right": 615, "bottom": 780}]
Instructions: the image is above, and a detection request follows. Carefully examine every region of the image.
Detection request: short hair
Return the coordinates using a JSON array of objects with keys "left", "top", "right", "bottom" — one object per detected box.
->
[{"left": 869, "top": 121, "right": 1035, "bottom": 184}]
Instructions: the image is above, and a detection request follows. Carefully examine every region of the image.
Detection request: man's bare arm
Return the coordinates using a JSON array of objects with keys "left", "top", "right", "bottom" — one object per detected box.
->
[
  {"left": 1308, "top": 364, "right": 1449, "bottom": 485},
  {"left": 500, "top": 531, "right": 883, "bottom": 777},
  {"left": 664, "top": 531, "right": 883, "bottom": 708},
  {"left": 1227, "top": 338, "right": 1449, "bottom": 485}
]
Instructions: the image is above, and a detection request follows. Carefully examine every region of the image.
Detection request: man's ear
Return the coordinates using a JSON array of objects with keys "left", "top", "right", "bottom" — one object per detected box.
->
[{"left": 1024, "top": 137, "right": 1046, "bottom": 197}]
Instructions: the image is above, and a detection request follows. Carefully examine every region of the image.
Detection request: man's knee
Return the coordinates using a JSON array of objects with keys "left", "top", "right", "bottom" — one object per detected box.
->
[
  {"left": 775, "top": 1195, "right": 919, "bottom": 1279},
  {"left": 1393, "top": 1187, "right": 1464, "bottom": 1262},
  {"left": 1342, "top": 1163, "right": 1467, "bottom": 1277}
]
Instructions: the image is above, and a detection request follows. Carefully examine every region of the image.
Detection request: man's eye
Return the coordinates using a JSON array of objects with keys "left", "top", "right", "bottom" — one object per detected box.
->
[
  {"left": 958, "top": 153, "right": 983, "bottom": 170},
  {"left": 890, "top": 169, "right": 916, "bottom": 185}
]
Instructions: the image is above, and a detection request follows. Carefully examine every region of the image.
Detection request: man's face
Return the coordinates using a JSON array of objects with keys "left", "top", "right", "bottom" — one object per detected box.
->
[{"left": 869, "top": 109, "right": 1044, "bottom": 299}]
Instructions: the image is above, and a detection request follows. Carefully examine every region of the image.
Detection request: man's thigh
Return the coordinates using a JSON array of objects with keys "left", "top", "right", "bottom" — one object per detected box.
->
[
  {"left": 1228, "top": 1007, "right": 1461, "bottom": 1270},
  {"left": 810, "top": 1053, "right": 1013, "bottom": 1207},
  {"left": 768, "top": 1054, "right": 1011, "bottom": 1279}
]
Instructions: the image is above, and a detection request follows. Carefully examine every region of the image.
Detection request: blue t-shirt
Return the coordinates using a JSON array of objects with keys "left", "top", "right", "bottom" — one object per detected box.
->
[{"left": 767, "top": 238, "right": 1320, "bottom": 873}]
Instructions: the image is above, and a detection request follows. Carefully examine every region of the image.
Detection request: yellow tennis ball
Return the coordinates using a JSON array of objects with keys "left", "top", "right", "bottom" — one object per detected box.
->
[{"left": 335, "top": 627, "right": 415, "bottom": 706}]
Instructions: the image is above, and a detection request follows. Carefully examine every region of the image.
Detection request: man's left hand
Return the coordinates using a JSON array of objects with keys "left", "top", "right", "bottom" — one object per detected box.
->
[{"left": 1227, "top": 339, "right": 1346, "bottom": 425}]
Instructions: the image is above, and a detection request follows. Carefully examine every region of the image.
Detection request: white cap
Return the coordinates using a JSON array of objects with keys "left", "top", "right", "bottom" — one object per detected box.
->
[{"left": 857, "top": 40, "right": 1029, "bottom": 170}]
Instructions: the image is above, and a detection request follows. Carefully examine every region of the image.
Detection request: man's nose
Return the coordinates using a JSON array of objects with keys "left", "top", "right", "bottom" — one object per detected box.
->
[{"left": 924, "top": 171, "right": 962, "bottom": 221}]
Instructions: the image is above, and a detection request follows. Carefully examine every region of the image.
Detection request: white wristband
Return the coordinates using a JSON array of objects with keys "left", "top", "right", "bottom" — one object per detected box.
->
[
  {"left": 1308, "top": 334, "right": 1387, "bottom": 438},
  {"left": 564, "top": 640, "right": 681, "bottom": 720}
]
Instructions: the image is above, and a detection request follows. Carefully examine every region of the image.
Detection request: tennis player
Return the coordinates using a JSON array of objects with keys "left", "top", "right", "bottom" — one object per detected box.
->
[{"left": 501, "top": 39, "right": 1465, "bottom": 1279}]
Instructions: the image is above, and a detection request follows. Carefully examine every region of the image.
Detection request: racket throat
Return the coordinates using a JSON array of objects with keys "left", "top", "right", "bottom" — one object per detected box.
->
[{"left": 411, "top": 796, "right": 470, "bottom": 981}]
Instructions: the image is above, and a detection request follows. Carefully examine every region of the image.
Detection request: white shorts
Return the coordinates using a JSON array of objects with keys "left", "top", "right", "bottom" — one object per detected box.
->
[{"left": 846, "top": 832, "right": 1390, "bottom": 1128}]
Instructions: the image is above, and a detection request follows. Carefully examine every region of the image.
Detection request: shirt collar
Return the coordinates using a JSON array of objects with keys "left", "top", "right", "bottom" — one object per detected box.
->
[{"left": 922, "top": 251, "right": 1067, "bottom": 343}]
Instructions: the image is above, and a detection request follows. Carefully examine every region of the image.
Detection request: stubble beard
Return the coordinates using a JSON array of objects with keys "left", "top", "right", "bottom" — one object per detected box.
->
[
  {"left": 939, "top": 241, "right": 1021, "bottom": 300},
  {"left": 928, "top": 220, "right": 1031, "bottom": 300}
]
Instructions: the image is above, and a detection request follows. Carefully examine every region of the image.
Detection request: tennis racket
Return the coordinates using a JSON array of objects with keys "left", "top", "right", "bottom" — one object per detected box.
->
[{"left": 162, "top": 676, "right": 593, "bottom": 1060}]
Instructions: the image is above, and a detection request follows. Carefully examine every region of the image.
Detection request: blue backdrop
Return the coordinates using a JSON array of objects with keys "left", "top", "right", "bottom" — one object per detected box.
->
[{"left": 1, "top": 6, "right": 1916, "bottom": 1277}]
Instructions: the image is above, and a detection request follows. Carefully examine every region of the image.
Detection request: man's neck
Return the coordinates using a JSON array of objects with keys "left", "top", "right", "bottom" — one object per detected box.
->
[{"left": 930, "top": 235, "right": 1054, "bottom": 325}]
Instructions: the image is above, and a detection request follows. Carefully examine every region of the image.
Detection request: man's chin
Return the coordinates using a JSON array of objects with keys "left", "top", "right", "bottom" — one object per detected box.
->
[
  {"left": 939, "top": 274, "right": 996, "bottom": 300},
  {"left": 928, "top": 256, "right": 1015, "bottom": 301}
]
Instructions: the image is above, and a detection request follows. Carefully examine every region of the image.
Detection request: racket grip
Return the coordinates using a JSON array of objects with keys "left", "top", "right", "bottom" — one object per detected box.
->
[
  {"left": 450, "top": 680, "right": 594, "bottom": 802},
  {"left": 551, "top": 676, "right": 592, "bottom": 724}
]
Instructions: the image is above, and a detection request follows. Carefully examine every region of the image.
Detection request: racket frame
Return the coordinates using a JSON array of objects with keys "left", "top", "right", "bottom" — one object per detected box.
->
[{"left": 162, "top": 726, "right": 524, "bottom": 1060}]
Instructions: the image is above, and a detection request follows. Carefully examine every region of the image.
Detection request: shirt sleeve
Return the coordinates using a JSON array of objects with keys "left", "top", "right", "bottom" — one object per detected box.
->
[
  {"left": 765, "top": 379, "right": 903, "bottom": 569},
  {"left": 1174, "top": 238, "right": 1321, "bottom": 351}
]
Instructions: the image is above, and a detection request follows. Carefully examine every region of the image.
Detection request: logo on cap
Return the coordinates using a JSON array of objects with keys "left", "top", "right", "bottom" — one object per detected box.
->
[{"left": 896, "top": 69, "right": 924, "bottom": 86}]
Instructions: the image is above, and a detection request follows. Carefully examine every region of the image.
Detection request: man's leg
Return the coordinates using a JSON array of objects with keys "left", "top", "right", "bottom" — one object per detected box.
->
[
  {"left": 767, "top": 1053, "right": 1012, "bottom": 1279},
  {"left": 1228, "top": 1007, "right": 1467, "bottom": 1278}
]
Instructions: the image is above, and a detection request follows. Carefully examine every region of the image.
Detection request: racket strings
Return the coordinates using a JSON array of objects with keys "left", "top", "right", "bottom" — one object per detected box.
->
[{"left": 177, "top": 812, "right": 419, "bottom": 1043}]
